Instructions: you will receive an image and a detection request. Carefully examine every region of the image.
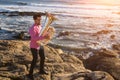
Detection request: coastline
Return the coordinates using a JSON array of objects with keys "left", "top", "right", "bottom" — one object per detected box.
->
[
  {"left": 0, "top": 11, "right": 120, "bottom": 53},
  {"left": 0, "top": 0, "right": 120, "bottom": 79},
  {"left": 0, "top": 40, "right": 120, "bottom": 80}
]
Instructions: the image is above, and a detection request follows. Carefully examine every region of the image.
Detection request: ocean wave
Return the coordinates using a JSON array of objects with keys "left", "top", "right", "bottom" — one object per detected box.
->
[
  {"left": 29, "top": 3, "right": 114, "bottom": 10},
  {"left": 15, "top": 1, "right": 28, "bottom": 5},
  {"left": 0, "top": 0, "right": 28, "bottom": 5},
  {"left": 48, "top": 42, "right": 88, "bottom": 52},
  {"left": 0, "top": 11, "right": 46, "bottom": 16},
  {"left": 0, "top": 8, "right": 10, "bottom": 13}
]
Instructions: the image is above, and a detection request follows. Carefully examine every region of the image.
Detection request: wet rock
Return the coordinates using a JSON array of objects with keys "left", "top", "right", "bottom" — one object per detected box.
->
[
  {"left": 18, "top": 12, "right": 46, "bottom": 16},
  {"left": 106, "top": 24, "right": 113, "bottom": 27},
  {"left": 110, "top": 34, "right": 115, "bottom": 39},
  {"left": 57, "top": 31, "right": 71, "bottom": 37},
  {"left": 112, "top": 44, "right": 120, "bottom": 51},
  {"left": 96, "top": 30, "right": 112, "bottom": 34},
  {"left": 18, "top": 31, "right": 25, "bottom": 40},
  {"left": 16, "top": 2, "right": 28, "bottom": 5},
  {"left": 13, "top": 31, "right": 25, "bottom": 40},
  {"left": 0, "top": 11, "right": 46, "bottom": 16}
]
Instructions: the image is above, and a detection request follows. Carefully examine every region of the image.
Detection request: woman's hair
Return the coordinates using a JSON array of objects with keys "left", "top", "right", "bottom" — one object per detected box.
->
[{"left": 33, "top": 13, "right": 41, "bottom": 20}]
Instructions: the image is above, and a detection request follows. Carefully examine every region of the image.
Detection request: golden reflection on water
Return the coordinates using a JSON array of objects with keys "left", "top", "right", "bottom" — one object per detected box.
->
[{"left": 78, "top": 0, "right": 120, "bottom": 5}]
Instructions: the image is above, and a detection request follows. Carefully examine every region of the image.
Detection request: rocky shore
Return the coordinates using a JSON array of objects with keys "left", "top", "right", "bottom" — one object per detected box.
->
[{"left": 0, "top": 40, "right": 120, "bottom": 80}]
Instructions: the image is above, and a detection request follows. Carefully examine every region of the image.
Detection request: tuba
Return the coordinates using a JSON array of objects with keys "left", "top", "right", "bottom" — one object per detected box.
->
[{"left": 37, "top": 13, "right": 57, "bottom": 45}]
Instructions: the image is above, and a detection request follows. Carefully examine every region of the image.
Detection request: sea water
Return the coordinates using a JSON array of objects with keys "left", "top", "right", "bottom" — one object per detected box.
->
[{"left": 0, "top": 0, "right": 120, "bottom": 51}]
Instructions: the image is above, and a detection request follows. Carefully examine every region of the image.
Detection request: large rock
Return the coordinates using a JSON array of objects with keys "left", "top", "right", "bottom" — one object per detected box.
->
[
  {"left": 53, "top": 71, "right": 114, "bottom": 80},
  {"left": 94, "top": 48, "right": 119, "bottom": 58},
  {"left": 112, "top": 44, "right": 120, "bottom": 51},
  {"left": 0, "top": 40, "right": 87, "bottom": 80},
  {"left": 0, "top": 77, "right": 11, "bottom": 80},
  {"left": 87, "top": 71, "right": 114, "bottom": 80},
  {"left": 44, "top": 45, "right": 87, "bottom": 74},
  {"left": 0, "top": 40, "right": 115, "bottom": 80},
  {"left": 84, "top": 55, "right": 120, "bottom": 80}
]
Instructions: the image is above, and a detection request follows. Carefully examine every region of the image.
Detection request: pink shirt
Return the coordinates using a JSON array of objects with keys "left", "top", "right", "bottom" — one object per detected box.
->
[{"left": 29, "top": 24, "right": 44, "bottom": 50}]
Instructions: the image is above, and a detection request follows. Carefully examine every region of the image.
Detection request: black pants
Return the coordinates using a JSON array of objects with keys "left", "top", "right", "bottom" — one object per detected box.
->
[{"left": 29, "top": 46, "right": 45, "bottom": 75}]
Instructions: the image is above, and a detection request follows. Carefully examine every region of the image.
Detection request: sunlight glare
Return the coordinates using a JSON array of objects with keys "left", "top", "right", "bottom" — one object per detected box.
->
[{"left": 96, "top": 0, "right": 120, "bottom": 4}]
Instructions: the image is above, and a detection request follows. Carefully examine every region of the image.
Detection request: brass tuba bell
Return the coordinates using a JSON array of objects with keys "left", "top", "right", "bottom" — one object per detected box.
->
[{"left": 37, "top": 13, "right": 57, "bottom": 45}]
